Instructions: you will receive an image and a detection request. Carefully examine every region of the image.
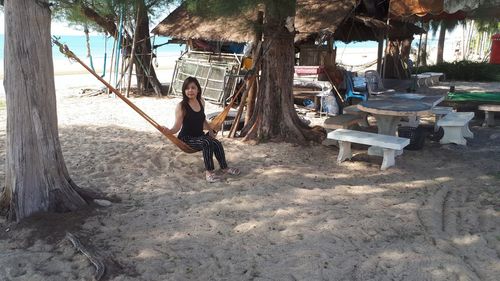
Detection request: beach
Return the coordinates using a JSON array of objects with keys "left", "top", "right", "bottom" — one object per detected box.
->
[{"left": 0, "top": 49, "right": 499, "bottom": 280}]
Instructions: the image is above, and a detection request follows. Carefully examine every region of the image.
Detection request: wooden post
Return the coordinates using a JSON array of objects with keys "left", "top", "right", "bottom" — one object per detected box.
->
[
  {"left": 228, "top": 75, "right": 257, "bottom": 138},
  {"left": 244, "top": 11, "right": 263, "bottom": 125},
  {"left": 377, "top": 37, "right": 384, "bottom": 73}
]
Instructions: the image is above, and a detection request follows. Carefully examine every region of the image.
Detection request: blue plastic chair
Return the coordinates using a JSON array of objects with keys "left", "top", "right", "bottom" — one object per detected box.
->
[{"left": 344, "top": 71, "right": 368, "bottom": 104}]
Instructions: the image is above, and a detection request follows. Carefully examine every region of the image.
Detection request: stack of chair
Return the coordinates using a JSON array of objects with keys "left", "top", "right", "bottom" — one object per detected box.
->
[
  {"left": 344, "top": 71, "right": 368, "bottom": 104},
  {"left": 364, "top": 70, "right": 395, "bottom": 96}
]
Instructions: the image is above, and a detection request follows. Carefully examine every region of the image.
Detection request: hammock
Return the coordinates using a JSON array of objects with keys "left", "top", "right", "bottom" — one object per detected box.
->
[{"left": 52, "top": 37, "right": 246, "bottom": 154}]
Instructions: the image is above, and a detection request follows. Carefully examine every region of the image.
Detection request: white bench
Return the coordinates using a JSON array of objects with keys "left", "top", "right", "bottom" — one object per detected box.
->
[
  {"left": 431, "top": 106, "right": 454, "bottom": 132},
  {"left": 327, "top": 129, "right": 410, "bottom": 170},
  {"left": 478, "top": 104, "right": 500, "bottom": 127},
  {"left": 437, "top": 112, "right": 474, "bottom": 145},
  {"left": 421, "top": 72, "right": 445, "bottom": 85}
]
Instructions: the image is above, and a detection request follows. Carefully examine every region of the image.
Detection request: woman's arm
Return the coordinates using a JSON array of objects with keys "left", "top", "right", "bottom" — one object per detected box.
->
[
  {"left": 201, "top": 98, "right": 216, "bottom": 136},
  {"left": 162, "top": 103, "right": 184, "bottom": 134}
]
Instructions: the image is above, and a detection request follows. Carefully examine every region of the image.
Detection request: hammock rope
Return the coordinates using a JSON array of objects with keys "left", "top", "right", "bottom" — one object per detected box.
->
[{"left": 52, "top": 37, "right": 246, "bottom": 154}]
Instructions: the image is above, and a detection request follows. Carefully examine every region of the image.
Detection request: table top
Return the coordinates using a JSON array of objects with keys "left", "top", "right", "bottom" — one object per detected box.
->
[
  {"left": 357, "top": 98, "right": 432, "bottom": 117},
  {"left": 376, "top": 92, "right": 445, "bottom": 106}
]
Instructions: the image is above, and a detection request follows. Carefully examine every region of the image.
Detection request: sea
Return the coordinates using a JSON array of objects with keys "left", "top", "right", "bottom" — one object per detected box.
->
[
  {"left": 0, "top": 34, "right": 186, "bottom": 62},
  {"left": 0, "top": 34, "right": 437, "bottom": 67},
  {"left": 0, "top": 34, "right": 422, "bottom": 61}
]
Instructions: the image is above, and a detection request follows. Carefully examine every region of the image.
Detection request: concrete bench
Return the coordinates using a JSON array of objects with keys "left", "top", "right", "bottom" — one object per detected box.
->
[
  {"left": 323, "top": 114, "right": 363, "bottom": 130},
  {"left": 327, "top": 129, "right": 410, "bottom": 170},
  {"left": 421, "top": 72, "right": 445, "bottom": 85},
  {"left": 437, "top": 112, "right": 474, "bottom": 145},
  {"left": 478, "top": 104, "right": 500, "bottom": 127},
  {"left": 431, "top": 106, "right": 454, "bottom": 132},
  {"left": 343, "top": 105, "right": 370, "bottom": 127},
  {"left": 411, "top": 74, "right": 432, "bottom": 87}
]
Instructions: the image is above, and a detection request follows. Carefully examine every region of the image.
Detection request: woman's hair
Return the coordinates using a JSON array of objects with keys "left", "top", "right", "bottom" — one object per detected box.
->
[{"left": 181, "top": 77, "right": 202, "bottom": 113}]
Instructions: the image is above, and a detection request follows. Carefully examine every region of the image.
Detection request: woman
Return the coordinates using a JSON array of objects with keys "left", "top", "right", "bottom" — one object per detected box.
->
[{"left": 162, "top": 77, "right": 240, "bottom": 183}]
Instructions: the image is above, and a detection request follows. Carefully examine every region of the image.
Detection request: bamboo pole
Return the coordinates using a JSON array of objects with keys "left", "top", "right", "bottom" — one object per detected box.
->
[
  {"left": 126, "top": 3, "right": 141, "bottom": 98},
  {"left": 228, "top": 75, "right": 256, "bottom": 138}
]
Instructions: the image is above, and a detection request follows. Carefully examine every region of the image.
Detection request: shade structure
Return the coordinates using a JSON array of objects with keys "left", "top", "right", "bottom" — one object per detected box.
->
[
  {"left": 152, "top": 0, "right": 358, "bottom": 43},
  {"left": 389, "top": 0, "right": 500, "bottom": 19}
]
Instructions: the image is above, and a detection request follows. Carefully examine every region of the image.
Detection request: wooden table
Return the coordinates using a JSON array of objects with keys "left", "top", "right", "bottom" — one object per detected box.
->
[{"left": 357, "top": 99, "right": 432, "bottom": 156}]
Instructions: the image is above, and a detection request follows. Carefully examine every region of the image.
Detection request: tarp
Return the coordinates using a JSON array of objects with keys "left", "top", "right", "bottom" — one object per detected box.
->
[
  {"left": 390, "top": 0, "right": 500, "bottom": 18},
  {"left": 447, "top": 92, "right": 500, "bottom": 102}
]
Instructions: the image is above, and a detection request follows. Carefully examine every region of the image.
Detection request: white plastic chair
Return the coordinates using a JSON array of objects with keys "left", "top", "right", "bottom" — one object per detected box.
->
[{"left": 364, "top": 70, "right": 395, "bottom": 96}]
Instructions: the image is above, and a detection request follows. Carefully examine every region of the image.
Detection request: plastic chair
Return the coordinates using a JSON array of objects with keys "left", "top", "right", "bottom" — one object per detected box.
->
[
  {"left": 364, "top": 70, "right": 395, "bottom": 96},
  {"left": 344, "top": 71, "right": 368, "bottom": 104}
]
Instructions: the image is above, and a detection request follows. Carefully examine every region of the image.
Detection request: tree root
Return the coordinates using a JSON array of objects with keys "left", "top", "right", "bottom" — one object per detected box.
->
[{"left": 66, "top": 232, "right": 105, "bottom": 281}]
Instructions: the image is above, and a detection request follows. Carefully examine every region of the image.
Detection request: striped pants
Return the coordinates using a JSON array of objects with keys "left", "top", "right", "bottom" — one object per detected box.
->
[{"left": 180, "top": 135, "right": 228, "bottom": 171}]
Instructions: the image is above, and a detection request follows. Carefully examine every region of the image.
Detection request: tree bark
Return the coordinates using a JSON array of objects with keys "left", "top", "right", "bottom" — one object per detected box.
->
[
  {"left": 242, "top": 0, "right": 325, "bottom": 144},
  {"left": 134, "top": 0, "right": 163, "bottom": 95},
  {"left": 400, "top": 39, "right": 412, "bottom": 79},
  {"left": 1, "top": 0, "right": 87, "bottom": 221},
  {"left": 80, "top": 4, "right": 118, "bottom": 37},
  {"left": 382, "top": 41, "right": 404, "bottom": 79},
  {"left": 420, "top": 22, "right": 429, "bottom": 66},
  {"left": 244, "top": 11, "right": 264, "bottom": 125},
  {"left": 437, "top": 23, "right": 446, "bottom": 64}
]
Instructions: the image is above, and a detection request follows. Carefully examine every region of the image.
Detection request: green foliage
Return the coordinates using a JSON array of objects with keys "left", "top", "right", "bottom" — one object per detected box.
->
[
  {"left": 474, "top": 19, "right": 500, "bottom": 33},
  {"left": 416, "top": 61, "right": 500, "bottom": 82},
  {"left": 52, "top": 0, "right": 175, "bottom": 32},
  {"left": 184, "top": 0, "right": 296, "bottom": 19},
  {"left": 184, "top": 0, "right": 259, "bottom": 17},
  {"left": 429, "top": 19, "right": 465, "bottom": 37}
]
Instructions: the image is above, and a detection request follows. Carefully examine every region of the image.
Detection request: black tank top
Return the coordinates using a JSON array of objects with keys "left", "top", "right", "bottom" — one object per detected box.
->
[{"left": 178, "top": 100, "right": 205, "bottom": 138}]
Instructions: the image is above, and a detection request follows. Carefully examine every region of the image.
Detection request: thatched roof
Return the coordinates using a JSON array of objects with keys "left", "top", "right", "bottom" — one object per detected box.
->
[
  {"left": 332, "top": 16, "right": 424, "bottom": 43},
  {"left": 152, "top": 0, "right": 358, "bottom": 43}
]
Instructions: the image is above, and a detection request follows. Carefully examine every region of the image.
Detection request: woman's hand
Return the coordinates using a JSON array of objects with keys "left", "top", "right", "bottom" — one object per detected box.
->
[
  {"left": 161, "top": 126, "right": 171, "bottom": 134},
  {"left": 208, "top": 129, "right": 216, "bottom": 138}
]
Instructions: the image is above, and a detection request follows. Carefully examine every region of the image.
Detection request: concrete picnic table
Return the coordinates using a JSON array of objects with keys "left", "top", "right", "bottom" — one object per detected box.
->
[{"left": 357, "top": 97, "right": 434, "bottom": 156}]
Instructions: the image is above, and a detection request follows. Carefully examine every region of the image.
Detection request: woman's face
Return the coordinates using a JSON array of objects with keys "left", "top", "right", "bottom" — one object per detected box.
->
[{"left": 185, "top": 82, "right": 199, "bottom": 99}]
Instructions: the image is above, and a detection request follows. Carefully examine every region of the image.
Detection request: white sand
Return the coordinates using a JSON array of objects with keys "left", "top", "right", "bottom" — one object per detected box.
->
[{"left": 0, "top": 61, "right": 499, "bottom": 280}]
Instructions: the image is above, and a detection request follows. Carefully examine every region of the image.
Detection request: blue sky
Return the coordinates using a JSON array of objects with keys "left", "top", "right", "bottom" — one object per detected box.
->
[
  {"left": 0, "top": 11, "right": 168, "bottom": 36},
  {"left": 0, "top": 12, "right": 85, "bottom": 35}
]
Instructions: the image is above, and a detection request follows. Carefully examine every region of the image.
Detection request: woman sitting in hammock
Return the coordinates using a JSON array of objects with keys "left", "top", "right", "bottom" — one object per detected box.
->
[{"left": 162, "top": 77, "right": 240, "bottom": 183}]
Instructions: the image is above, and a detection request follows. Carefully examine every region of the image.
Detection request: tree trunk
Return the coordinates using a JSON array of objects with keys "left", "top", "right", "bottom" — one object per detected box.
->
[
  {"left": 1, "top": 0, "right": 87, "bottom": 221},
  {"left": 244, "top": 11, "right": 264, "bottom": 125},
  {"left": 400, "top": 39, "right": 412, "bottom": 79},
  {"left": 437, "top": 23, "right": 446, "bottom": 64},
  {"left": 383, "top": 41, "right": 405, "bottom": 79},
  {"left": 420, "top": 22, "right": 429, "bottom": 66},
  {"left": 80, "top": 1, "right": 162, "bottom": 95},
  {"left": 242, "top": 0, "right": 325, "bottom": 144},
  {"left": 134, "top": 0, "right": 163, "bottom": 95}
]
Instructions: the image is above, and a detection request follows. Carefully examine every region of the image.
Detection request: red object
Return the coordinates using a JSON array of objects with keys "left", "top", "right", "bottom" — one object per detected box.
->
[
  {"left": 294, "top": 66, "right": 325, "bottom": 75},
  {"left": 490, "top": 34, "right": 500, "bottom": 64}
]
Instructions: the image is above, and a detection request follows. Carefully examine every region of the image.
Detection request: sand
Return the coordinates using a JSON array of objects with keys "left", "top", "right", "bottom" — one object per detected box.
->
[{"left": 0, "top": 66, "right": 499, "bottom": 280}]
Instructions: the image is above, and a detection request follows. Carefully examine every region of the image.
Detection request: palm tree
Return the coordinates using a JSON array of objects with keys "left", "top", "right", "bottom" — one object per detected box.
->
[
  {"left": 430, "top": 19, "right": 463, "bottom": 64},
  {"left": 473, "top": 19, "right": 500, "bottom": 60}
]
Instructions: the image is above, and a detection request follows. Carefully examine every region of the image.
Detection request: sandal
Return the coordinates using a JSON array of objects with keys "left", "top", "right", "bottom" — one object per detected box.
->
[
  {"left": 223, "top": 167, "right": 241, "bottom": 176},
  {"left": 206, "top": 173, "right": 221, "bottom": 183}
]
